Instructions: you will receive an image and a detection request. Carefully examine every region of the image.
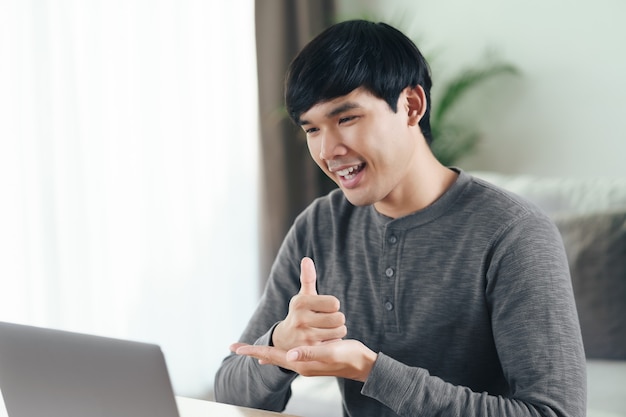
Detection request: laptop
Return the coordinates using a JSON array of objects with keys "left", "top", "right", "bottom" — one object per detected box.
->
[{"left": 0, "top": 321, "right": 180, "bottom": 417}]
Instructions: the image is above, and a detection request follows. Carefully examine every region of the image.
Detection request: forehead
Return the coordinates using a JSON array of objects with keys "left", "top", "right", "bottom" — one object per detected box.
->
[{"left": 298, "top": 88, "right": 383, "bottom": 125}]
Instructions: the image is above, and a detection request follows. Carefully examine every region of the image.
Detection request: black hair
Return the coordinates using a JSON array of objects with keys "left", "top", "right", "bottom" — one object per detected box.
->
[{"left": 285, "top": 20, "right": 433, "bottom": 143}]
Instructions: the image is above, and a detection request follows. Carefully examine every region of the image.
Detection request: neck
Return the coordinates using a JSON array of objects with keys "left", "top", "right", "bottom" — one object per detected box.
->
[{"left": 374, "top": 144, "right": 458, "bottom": 219}]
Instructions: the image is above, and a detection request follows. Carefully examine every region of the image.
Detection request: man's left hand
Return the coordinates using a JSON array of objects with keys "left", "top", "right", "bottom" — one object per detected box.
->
[{"left": 230, "top": 339, "right": 378, "bottom": 382}]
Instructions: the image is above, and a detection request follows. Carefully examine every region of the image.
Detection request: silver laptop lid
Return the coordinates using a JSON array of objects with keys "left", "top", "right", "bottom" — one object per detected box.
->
[{"left": 0, "top": 321, "right": 180, "bottom": 417}]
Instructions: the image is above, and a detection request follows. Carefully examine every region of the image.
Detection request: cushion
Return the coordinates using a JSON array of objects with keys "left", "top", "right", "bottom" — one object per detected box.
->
[
  {"left": 554, "top": 210, "right": 626, "bottom": 360},
  {"left": 472, "top": 171, "right": 626, "bottom": 217},
  {"left": 586, "top": 359, "right": 626, "bottom": 415}
]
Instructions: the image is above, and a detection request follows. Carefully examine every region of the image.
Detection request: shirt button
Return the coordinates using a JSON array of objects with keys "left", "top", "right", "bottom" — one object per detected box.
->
[
  {"left": 388, "top": 235, "right": 397, "bottom": 244},
  {"left": 384, "top": 301, "right": 394, "bottom": 311},
  {"left": 385, "top": 267, "right": 394, "bottom": 278}
]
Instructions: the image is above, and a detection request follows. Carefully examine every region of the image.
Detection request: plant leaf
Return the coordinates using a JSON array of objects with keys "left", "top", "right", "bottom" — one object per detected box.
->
[
  {"left": 432, "top": 63, "right": 519, "bottom": 126},
  {"left": 431, "top": 124, "right": 481, "bottom": 166}
]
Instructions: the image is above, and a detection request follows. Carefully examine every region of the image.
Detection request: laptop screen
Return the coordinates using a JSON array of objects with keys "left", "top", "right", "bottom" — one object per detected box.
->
[{"left": 0, "top": 322, "right": 180, "bottom": 417}]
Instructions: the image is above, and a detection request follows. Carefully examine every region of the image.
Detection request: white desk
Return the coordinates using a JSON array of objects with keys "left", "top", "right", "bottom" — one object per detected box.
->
[
  {"left": 0, "top": 392, "right": 300, "bottom": 417},
  {"left": 177, "top": 396, "right": 301, "bottom": 417}
]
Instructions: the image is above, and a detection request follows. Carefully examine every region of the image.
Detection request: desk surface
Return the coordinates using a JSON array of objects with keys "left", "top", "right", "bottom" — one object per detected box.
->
[
  {"left": 0, "top": 393, "right": 300, "bottom": 417},
  {"left": 177, "top": 397, "right": 301, "bottom": 417}
]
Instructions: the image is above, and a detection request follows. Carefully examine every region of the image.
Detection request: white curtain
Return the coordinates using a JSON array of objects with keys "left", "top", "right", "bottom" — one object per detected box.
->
[{"left": 0, "top": 0, "right": 259, "bottom": 398}]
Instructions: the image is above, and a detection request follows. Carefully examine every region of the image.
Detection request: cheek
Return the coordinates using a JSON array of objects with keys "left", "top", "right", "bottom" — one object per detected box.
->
[
  {"left": 306, "top": 140, "right": 340, "bottom": 185},
  {"left": 306, "top": 140, "right": 320, "bottom": 162},
  {"left": 307, "top": 141, "right": 327, "bottom": 171}
]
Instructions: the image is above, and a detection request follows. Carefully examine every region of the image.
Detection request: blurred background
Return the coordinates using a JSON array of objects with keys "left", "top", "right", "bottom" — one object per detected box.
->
[
  {"left": 337, "top": 0, "right": 626, "bottom": 178},
  {"left": 0, "top": 0, "right": 624, "bottom": 399}
]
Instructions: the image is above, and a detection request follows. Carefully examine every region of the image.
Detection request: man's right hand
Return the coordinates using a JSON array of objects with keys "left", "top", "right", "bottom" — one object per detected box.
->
[{"left": 271, "top": 257, "right": 347, "bottom": 351}]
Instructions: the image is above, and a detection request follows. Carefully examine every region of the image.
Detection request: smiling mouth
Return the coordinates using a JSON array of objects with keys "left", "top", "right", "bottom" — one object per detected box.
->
[{"left": 334, "top": 163, "right": 365, "bottom": 180}]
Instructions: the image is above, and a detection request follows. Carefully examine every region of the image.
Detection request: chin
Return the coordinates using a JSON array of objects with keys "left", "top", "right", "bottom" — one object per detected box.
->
[{"left": 341, "top": 190, "right": 376, "bottom": 207}]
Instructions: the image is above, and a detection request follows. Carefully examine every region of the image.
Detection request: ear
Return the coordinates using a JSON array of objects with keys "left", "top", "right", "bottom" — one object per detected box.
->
[{"left": 403, "top": 86, "right": 427, "bottom": 127}]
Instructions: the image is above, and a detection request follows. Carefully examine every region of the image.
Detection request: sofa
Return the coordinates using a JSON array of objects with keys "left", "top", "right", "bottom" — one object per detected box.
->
[{"left": 284, "top": 171, "right": 626, "bottom": 417}]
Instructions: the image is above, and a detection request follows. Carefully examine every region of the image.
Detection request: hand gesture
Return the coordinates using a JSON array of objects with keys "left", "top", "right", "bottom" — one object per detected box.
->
[
  {"left": 271, "top": 257, "right": 346, "bottom": 351},
  {"left": 233, "top": 339, "right": 377, "bottom": 382},
  {"left": 230, "top": 257, "right": 377, "bottom": 382}
]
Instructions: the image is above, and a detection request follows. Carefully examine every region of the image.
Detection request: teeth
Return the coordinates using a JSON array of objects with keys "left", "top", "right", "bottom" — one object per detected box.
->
[{"left": 336, "top": 165, "right": 360, "bottom": 178}]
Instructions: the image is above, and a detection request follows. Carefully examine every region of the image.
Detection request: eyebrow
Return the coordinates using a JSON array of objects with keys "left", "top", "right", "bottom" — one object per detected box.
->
[{"left": 298, "top": 101, "right": 362, "bottom": 126}]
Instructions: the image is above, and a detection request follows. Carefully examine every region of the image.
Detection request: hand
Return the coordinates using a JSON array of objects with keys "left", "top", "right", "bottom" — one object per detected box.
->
[
  {"left": 271, "top": 257, "right": 347, "bottom": 351},
  {"left": 231, "top": 339, "right": 378, "bottom": 382}
]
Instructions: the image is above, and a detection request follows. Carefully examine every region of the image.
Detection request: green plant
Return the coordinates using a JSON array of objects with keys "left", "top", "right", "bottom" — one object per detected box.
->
[{"left": 430, "top": 61, "right": 520, "bottom": 166}]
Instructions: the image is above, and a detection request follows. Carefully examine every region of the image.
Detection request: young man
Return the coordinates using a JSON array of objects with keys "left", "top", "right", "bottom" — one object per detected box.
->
[{"left": 214, "top": 20, "right": 586, "bottom": 416}]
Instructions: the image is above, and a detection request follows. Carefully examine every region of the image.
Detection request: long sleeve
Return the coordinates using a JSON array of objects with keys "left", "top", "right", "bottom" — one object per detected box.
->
[
  {"left": 214, "top": 172, "right": 587, "bottom": 416},
  {"left": 213, "top": 326, "right": 297, "bottom": 411},
  {"left": 213, "top": 225, "right": 303, "bottom": 411},
  {"left": 356, "top": 212, "right": 586, "bottom": 417}
]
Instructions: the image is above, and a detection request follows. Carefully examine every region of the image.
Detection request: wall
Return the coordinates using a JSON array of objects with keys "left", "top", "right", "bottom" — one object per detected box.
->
[{"left": 337, "top": 0, "right": 626, "bottom": 178}]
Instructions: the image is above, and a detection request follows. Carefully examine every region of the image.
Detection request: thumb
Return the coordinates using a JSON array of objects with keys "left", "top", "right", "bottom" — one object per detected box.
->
[
  {"left": 286, "top": 345, "right": 324, "bottom": 362},
  {"left": 299, "top": 257, "right": 317, "bottom": 295}
]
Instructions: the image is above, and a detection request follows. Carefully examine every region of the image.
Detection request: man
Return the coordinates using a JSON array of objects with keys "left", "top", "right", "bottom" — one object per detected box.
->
[{"left": 214, "top": 20, "right": 586, "bottom": 416}]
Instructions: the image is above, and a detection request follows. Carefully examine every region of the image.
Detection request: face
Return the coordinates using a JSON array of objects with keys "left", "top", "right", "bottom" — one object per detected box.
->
[{"left": 299, "top": 87, "right": 425, "bottom": 212}]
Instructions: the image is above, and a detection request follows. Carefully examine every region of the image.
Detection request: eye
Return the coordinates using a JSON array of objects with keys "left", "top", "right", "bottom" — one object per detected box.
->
[
  {"left": 304, "top": 127, "right": 319, "bottom": 135},
  {"left": 339, "top": 115, "right": 358, "bottom": 125}
]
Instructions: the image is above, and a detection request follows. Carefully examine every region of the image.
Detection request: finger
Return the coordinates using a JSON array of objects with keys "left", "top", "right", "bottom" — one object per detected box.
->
[
  {"left": 320, "top": 324, "right": 347, "bottom": 341},
  {"left": 290, "top": 294, "right": 341, "bottom": 313},
  {"left": 295, "top": 310, "right": 344, "bottom": 331},
  {"left": 286, "top": 344, "right": 331, "bottom": 362},
  {"left": 286, "top": 349, "right": 300, "bottom": 362},
  {"left": 286, "top": 345, "right": 325, "bottom": 362},
  {"left": 313, "top": 311, "right": 346, "bottom": 329},
  {"left": 290, "top": 325, "right": 346, "bottom": 347},
  {"left": 235, "top": 344, "right": 271, "bottom": 358},
  {"left": 285, "top": 341, "right": 376, "bottom": 381},
  {"left": 299, "top": 257, "right": 317, "bottom": 295},
  {"left": 235, "top": 345, "right": 285, "bottom": 365},
  {"left": 285, "top": 340, "right": 344, "bottom": 362},
  {"left": 229, "top": 342, "right": 248, "bottom": 352}
]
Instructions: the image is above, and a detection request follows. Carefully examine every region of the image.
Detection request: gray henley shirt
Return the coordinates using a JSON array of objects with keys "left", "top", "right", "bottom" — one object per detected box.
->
[{"left": 214, "top": 169, "right": 586, "bottom": 417}]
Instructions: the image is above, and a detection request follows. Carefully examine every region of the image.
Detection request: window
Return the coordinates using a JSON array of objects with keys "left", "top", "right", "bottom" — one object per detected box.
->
[{"left": 0, "top": 0, "right": 258, "bottom": 397}]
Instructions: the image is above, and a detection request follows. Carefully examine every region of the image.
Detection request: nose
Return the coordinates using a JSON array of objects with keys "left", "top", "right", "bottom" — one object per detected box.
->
[{"left": 319, "top": 129, "right": 346, "bottom": 161}]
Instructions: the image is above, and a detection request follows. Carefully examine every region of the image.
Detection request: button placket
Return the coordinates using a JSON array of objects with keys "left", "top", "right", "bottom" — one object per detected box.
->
[{"left": 382, "top": 229, "right": 400, "bottom": 333}]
